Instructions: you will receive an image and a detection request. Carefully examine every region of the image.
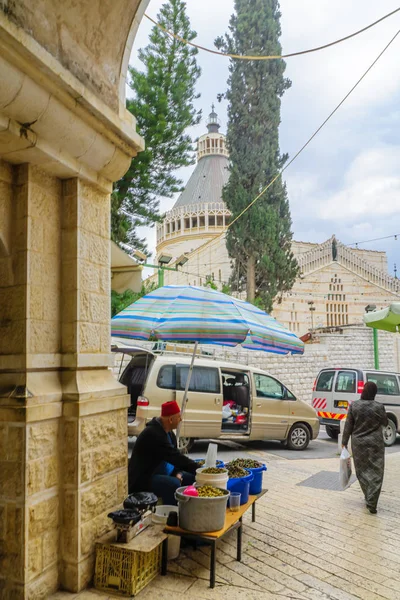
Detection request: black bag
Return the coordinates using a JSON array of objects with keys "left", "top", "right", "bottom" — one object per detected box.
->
[
  {"left": 107, "top": 509, "right": 142, "bottom": 525},
  {"left": 123, "top": 492, "right": 158, "bottom": 511}
]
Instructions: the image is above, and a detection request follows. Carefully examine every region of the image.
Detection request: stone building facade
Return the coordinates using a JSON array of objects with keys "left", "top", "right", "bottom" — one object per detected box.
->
[
  {"left": 273, "top": 237, "right": 400, "bottom": 334},
  {"left": 0, "top": 1, "right": 151, "bottom": 597},
  {"left": 155, "top": 107, "right": 233, "bottom": 287},
  {"left": 151, "top": 110, "right": 400, "bottom": 332}
]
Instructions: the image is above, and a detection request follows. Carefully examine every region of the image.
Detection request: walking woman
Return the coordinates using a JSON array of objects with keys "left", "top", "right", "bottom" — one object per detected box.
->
[{"left": 342, "top": 381, "right": 388, "bottom": 514}]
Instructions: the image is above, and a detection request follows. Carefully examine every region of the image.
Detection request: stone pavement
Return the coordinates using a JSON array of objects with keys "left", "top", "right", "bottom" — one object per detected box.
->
[{"left": 52, "top": 451, "right": 400, "bottom": 600}]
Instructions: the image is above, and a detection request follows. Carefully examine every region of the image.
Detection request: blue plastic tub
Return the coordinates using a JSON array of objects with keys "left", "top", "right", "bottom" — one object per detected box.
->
[
  {"left": 194, "top": 459, "right": 225, "bottom": 468},
  {"left": 248, "top": 464, "right": 267, "bottom": 494},
  {"left": 227, "top": 470, "right": 253, "bottom": 505}
]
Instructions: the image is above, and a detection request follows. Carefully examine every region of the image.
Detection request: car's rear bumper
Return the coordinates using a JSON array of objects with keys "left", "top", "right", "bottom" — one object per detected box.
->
[
  {"left": 318, "top": 417, "right": 341, "bottom": 429},
  {"left": 128, "top": 417, "right": 145, "bottom": 437}
]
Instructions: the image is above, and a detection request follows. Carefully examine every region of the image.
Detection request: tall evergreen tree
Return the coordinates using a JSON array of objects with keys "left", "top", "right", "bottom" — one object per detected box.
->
[
  {"left": 215, "top": 0, "right": 298, "bottom": 311},
  {"left": 113, "top": 0, "right": 201, "bottom": 251}
]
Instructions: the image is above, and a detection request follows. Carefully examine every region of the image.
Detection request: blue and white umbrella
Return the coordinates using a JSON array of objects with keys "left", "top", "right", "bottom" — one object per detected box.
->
[
  {"left": 112, "top": 285, "right": 304, "bottom": 438},
  {"left": 112, "top": 285, "right": 304, "bottom": 355}
]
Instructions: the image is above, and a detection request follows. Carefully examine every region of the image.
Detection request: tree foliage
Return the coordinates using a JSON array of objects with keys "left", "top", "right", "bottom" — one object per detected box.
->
[
  {"left": 111, "top": 281, "right": 158, "bottom": 317},
  {"left": 205, "top": 275, "right": 218, "bottom": 290},
  {"left": 215, "top": 0, "right": 298, "bottom": 311},
  {"left": 112, "top": 0, "right": 201, "bottom": 251}
]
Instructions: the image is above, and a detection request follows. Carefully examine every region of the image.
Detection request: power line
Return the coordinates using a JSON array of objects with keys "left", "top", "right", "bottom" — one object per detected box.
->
[
  {"left": 144, "top": 261, "right": 232, "bottom": 286},
  {"left": 144, "top": 8, "right": 400, "bottom": 61},
  {"left": 186, "top": 27, "right": 400, "bottom": 263},
  {"left": 347, "top": 233, "right": 399, "bottom": 247},
  {"left": 141, "top": 31, "right": 400, "bottom": 289}
]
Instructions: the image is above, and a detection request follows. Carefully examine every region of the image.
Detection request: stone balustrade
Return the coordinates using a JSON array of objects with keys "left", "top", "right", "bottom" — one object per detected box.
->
[{"left": 297, "top": 237, "right": 400, "bottom": 295}]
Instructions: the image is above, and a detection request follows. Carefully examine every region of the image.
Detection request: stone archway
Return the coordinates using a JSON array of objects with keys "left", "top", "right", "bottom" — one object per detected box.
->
[{"left": 0, "top": 2, "right": 150, "bottom": 597}]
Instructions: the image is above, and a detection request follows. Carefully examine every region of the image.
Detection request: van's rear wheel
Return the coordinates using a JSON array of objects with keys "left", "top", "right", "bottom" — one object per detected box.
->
[
  {"left": 325, "top": 425, "right": 339, "bottom": 440},
  {"left": 178, "top": 436, "right": 194, "bottom": 453},
  {"left": 286, "top": 424, "right": 310, "bottom": 451},
  {"left": 383, "top": 419, "right": 397, "bottom": 447}
]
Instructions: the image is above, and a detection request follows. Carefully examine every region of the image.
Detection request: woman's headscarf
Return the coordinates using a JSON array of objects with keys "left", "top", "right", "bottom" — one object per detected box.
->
[{"left": 361, "top": 381, "right": 378, "bottom": 400}]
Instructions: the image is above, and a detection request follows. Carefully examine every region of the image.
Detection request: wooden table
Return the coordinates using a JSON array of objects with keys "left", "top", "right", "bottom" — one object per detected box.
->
[{"left": 164, "top": 489, "right": 267, "bottom": 588}]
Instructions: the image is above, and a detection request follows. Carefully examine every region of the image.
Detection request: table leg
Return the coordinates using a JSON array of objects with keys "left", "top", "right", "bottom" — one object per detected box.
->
[
  {"left": 210, "top": 540, "right": 217, "bottom": 589},
  {"left": 237, "top": 518, "right": 242, "bottom": 562},
  {"left": 161, "top": 538, "right": 168, "bottom": 575},
  {"left": 252, "top": 501, "right": 256, "bottom": 522}
]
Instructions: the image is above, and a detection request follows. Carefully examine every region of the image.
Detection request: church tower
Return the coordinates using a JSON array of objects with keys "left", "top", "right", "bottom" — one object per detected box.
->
[{"left": 155, "top": 106, "right": 231, "bottom": 282}]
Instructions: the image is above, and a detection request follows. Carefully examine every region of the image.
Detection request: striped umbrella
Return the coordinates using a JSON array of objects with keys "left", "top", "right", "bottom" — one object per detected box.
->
[
  {"left": 111, "top": 285, "right": 304, "bottom": 355},
  {"left": 112, "top": 285, "right": 304, "bottom": 440}
]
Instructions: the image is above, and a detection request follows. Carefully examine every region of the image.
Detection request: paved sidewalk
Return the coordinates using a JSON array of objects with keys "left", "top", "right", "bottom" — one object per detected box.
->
[{"left": 52, "top": 451, "right": 400, "bottom": 600}]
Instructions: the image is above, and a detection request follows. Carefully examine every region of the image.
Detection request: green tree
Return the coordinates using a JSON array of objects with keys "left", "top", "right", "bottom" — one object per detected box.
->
[
  {"left": 111, "top": 281, "right": 157, "bottom": 317},
  {"left": 113, "top": 0, "right": 201, "bottom": 251},
  {"left": 205, "top": 275, "right": 218, "bottom": 290},
  {"left": 215, "top": 0, "right": 298, "bottom": 311}
]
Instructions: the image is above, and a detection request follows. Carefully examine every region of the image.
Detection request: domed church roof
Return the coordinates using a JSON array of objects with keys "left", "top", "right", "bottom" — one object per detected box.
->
[
  {"left": 173, "top": 154, "right": 229, "bottom": 208},
  {"left": 173, "top": 106, "right": 230, "bottom": 209}
]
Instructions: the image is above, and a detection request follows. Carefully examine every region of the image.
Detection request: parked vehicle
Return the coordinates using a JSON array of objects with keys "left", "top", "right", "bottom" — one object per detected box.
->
[
  {"left": 312, "top": 368, "right": 400, "bottom": 446},
  {"left": 114, "top": 345, "right": 319, "bottom": 451}
]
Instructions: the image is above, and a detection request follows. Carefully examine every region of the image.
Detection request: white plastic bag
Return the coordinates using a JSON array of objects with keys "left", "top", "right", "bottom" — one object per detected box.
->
[
  {"left": 222, "top": 404, "right": 232, "bottom": 420},
  {"left": 339, "top": 447, "right": 352, "bottom": 490},
  {"left": 205, "top": 443, "right": 218, "bottom": 467}
]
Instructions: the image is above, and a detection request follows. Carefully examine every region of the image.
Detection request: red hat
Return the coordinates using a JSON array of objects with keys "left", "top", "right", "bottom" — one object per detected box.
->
[{"left": 161, "top": 401, "right": 181, "bottom": 417}]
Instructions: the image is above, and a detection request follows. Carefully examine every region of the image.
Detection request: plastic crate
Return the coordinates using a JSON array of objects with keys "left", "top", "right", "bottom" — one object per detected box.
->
[{"left": 94, "top": 540, "right": 162, "bottom": 596}]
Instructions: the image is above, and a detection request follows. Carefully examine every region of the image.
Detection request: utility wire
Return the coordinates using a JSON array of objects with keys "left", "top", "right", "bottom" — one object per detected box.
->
[
  {"left": 141, "top": 28, "right": 400, "bottom": 287},
  {"left": 144, "top": 7, "right": 400, "bottom": 61},
  {"left": 348, "top": 232, "right": 399, "bottom": 246},
  {"left": 189, "top": 27, "right": 400, "bottom": 261}
]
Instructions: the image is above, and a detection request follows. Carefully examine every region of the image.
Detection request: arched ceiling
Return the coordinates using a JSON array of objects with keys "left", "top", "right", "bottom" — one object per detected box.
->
[{"left": 1, "top": 0, "right": 150, "bottom": 112}]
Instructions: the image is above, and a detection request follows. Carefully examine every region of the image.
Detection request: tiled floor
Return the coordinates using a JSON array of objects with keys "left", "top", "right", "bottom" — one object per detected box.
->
[{"left": 52, "top": 451, "right": 400, "bottom": 599}]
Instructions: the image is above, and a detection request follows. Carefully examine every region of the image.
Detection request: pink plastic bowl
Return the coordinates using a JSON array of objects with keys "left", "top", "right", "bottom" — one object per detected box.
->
[{"left": 183, "top": 485, "right": 199, "bottom": 497}]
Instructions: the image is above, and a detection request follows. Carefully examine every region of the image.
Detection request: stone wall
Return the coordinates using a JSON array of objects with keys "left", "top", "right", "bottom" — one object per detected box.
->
[
  {"left": 0, "top": 164, "right": 130, "bottom": 597},
  {"left": 0, "top": 0, "right": 149, "bottom": 113},
  {"left": 0, "top": 1, "right": 148, "bottom": 595},
  {"left": 61, "top": 408, "right": 127, "bottom": 589},
  {"left": 112, "top": 327, "right": 399, "bottom": 406}
]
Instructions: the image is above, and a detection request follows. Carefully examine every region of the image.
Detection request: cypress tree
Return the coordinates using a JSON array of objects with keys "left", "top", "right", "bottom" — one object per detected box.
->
[
  {"left": 113, "top": 0, "right": 201, "bottom": 251},
  {"left": 215, "top": 0, "right": 298, "bottom": 311}
]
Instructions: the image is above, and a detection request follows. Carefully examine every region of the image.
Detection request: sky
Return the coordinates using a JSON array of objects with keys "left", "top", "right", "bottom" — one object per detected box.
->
[{"left": 129, "top": 0, "right": 400, "bottom": 276}]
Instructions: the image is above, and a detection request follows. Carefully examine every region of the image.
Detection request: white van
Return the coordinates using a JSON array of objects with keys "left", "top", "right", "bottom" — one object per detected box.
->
[
  {"left": 116, "top": 346, "right": 320, "bottom": 451},
  {"left": 312, "top": 368, "right": 400, "bottom": 446}
]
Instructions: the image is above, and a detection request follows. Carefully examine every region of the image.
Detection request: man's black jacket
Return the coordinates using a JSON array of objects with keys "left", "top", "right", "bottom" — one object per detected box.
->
[{"left": 128, "top": 417, "right": 198, "bottom": 493}]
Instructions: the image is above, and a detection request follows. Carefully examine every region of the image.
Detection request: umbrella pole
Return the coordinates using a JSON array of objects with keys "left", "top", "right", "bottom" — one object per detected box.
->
[{"left": 176, "top": 342, "right": 198, "bottom": 441}]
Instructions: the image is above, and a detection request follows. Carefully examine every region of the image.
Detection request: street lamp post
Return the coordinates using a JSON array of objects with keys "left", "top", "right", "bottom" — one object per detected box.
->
[
  {"left": 365, "top": 304, "right": 379, "bottom": 369},
  {"left": 308, "top": 300, "right": 316, "bottom": 332},
  {"left": 134, "top": 252, "right": 190, "bottom": 289}
]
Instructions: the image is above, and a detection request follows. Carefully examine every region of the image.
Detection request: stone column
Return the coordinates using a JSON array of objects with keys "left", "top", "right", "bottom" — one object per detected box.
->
[
  {"left": 59, "top": 178, "right": 129, "bottom": 590},
  {"left": 0, "top": 162, "right": 64, "bottom": 598},
  {"left": 0, "top": 162, "right": 132, "bottom": 597},
  {"left": 0, "top": 22, "right": 144, "bottom": 596}
]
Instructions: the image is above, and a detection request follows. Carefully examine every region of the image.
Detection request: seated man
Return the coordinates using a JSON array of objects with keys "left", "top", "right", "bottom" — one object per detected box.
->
[{"left": 128, "top": 400, "right": 198, "bottom": 505}]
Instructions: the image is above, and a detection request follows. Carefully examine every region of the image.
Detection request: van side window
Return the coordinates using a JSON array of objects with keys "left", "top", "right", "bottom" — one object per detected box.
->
[
  {"left": 178, "top": 366, "right": 220, "bottom": 393},
  {"left": 157, "top": 365, "right": 176, "bottom": 390},
  {"left": 157, "top": 365, "right": 220, "bottom": 393},
  {"left": 366, "top": 373, "right": 400, "bottom": 396},
  {"left": 335, "top": 371, "right": 356, "bottom": 393},
  {"left": 254, "top": 374, "right": 284, "bottom": 399},
  {"left": 316, "top": 371, "right": 335, "bottom": 392}
]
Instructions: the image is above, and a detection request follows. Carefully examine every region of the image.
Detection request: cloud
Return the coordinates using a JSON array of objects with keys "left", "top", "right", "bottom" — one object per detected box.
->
[
  {"left": 129, "top": 0, "right": 400, "bottom": 274},
  {"left": 318, "top": 146, "right": 400, "bottom": 220}
]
